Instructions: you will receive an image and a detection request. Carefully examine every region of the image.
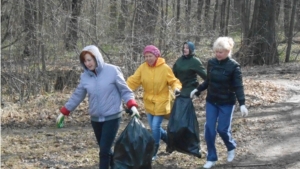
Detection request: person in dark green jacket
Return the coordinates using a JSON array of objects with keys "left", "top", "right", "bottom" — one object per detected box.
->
[{"left": 172, "top": 41, "right": 207, "bottom": 97}]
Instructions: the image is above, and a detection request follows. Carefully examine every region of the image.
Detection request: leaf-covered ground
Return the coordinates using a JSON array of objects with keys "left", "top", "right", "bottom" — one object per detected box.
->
[{"left": 1, "top": 62, "right": 300, "bottom": 169}]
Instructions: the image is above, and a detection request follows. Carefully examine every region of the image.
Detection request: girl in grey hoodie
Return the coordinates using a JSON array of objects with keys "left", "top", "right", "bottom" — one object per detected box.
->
[{"left": 56, "top": 45, "right": 139, "bottom": 169}]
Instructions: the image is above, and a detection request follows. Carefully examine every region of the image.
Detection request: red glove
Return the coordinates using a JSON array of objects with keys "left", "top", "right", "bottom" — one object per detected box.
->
[
  {"left": 60, "top": 106, "right": 70, "bottom": 116},
  {"left": 126, "top": 99, "right": 138, "bottom": 109}
]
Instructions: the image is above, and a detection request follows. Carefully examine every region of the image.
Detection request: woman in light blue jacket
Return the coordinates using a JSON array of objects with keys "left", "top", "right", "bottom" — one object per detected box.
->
[{"left": 56, "top": 45, "right": 139, "bottom": 169}]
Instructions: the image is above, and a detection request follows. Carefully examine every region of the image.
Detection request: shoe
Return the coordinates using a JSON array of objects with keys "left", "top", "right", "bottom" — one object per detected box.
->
[
  {"left": 203, "top": 161, "right": 216, "bottom": 168},
  {"left": 152, "top": 155, "right": 158, "bottom": 161},
  {"left": 109, "top": 152, "right": 114, "bottom": 168},
  {"left": 227, "top": 149, "right": 235, "bottom": 162},
  {"left": 152, "top": 144, "right": 159, "bottom": 161}
]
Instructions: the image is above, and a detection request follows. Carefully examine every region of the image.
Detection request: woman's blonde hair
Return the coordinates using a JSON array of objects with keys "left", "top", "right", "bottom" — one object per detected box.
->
[{"left": 213, "top": 37, "right": 235, "bottom": 56}]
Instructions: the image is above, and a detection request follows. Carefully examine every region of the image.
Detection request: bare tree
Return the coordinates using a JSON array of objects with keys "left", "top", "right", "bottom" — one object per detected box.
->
[
  {"left": 295, "top": 0, "right": 300, "bottom": 31},
  {"left": 185, "top": 0, "right": 192, "bottom": 40},
  {"left": 212, "top": 0, "right": 219, "bottom": 31},
  {"left": 204, "top": 0, "right": 211, "bottom": 30},
  {"left": 240, "top": 0, "right": 251, "bottom": 40},
  {"left": 225, "top": 0, "right": 230, "bottom": 36},
  {"left": 275, "top": 0, "right": 281, "bottom": 22},
  {"left": 109, "top": 0, "right": 118, "bottom": 39},
  {"left": 1, "top": 0, "right": 299, "bottom": 105},
  {"left": 234, "top": 0, "right": 279, "bottom": 66},
  {"left": 158, "top": 0, "right": 165, "bottom": 49},
  {"left": 118, "top": 0, "right": 128, "bottom": 39},
  {"left": 23, "top": 0, "right": 37, "bottom": 57},
  {"left": 284, "top": 0, "right": 291, "bottom": 38},
  {"left": 219, "top": 0, "right": 231, "bottom": 36},
  {"left": 285, "top": 0, "right": 297, "bottom": 62},
  {"left": 232, "top": 0, "right": 241, "bottom": 25},
  {"left": 195, "top": 0, "right": 204, "bottom": 45},
  {"left": 1, "top": 1, "right": 24, "bottom": 50},
  {"left": 132, "top": 0, "right": 159, "bottom": 61},
  {"left": 176, "top": 0, "right": 181, "bottom": 40},
  {"left": 65, "top": 0, "right": 83, "bottom": 51},
  {"left": 219, "top": 0, "right": 226, "bottom": 36}
]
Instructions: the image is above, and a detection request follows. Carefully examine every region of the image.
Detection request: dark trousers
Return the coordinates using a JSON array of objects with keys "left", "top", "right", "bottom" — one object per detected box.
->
[{"left": 91, "top": 118, "right": 121, "bottom": 169}]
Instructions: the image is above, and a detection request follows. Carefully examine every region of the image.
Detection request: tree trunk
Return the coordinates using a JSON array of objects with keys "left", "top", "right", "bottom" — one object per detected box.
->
[
  {"left": 159, "top": 0, "right": 164, "bottom": 49},
  {"left": 234, "top": 0, "right": 279, "bottom": 66},
  {"left": 284, "top": 0, "right": 291, "bottom": 38},
  {"left": 213, "top": 0, "right": 219, "bottom": 31},
  {"left": 37, "top": 0, "right": 49, "bottom": 92},
  {"left": 185, "top": 0, "right": 192, "bottom": 40},
  {"left": 232, "top": 0, "right": 241, "bottom": 25},
  {"left": 195, "top": 0, "right": 204, "bottom": 45},
  {"left": 240, "top": 0, "right": 251, "bottom": 40},
  {"left": 109, "top": 0, "right": 118, "bottom": 39},
  {"left": 225, "top": 0, "right": 230, "bottom": 36},
  {"left": 204, "top": 0, "right": 211, "bottom": 30},
  {"left": 132, "top": 0, "right": 159, "bottom": 61},
  {"left": 219, "top": 0, "right": 226, "bottom": 35},
  {"left": 285, "top": 0, "right": 297, "bottom": 62},
  {"left": 275, "top": 0, "right": 281, "bottom": 22},
  {"left": 65, "top": 0, "right": 82, "bottom": 51},
  {"left": 118, "top": 0, "right": 128, "bottom": 39},
  {"left": 296, "top": 0, "right": 300, "bottom": 31},
  {"left": 23, "top": 0, "right": 37, "bottom": 57},
  {"left": 176, "top": 0, "right": 181, "bottom": 40},
  {"left": 91, "top": 0, "right": 98, "bottom": 39}
]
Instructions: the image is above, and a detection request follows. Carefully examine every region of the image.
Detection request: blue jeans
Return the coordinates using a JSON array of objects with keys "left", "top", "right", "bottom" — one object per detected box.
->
[
  {"left": 91, "top": 118, "right": 121, "bottom": 169},
  {"left": 146, "top": 113, "right": 167, "bottom": 145},
  {"left": 205, "top": 102, "right": 236, "bottom": 161}
]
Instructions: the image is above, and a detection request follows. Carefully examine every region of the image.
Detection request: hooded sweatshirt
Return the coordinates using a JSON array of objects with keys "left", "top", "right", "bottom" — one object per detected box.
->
[
  {"left": 64, "top": 45, "right": 136, "bottom": 122},
  {"left": 173, "top": 42, "right": 207, "bottom": 97}
]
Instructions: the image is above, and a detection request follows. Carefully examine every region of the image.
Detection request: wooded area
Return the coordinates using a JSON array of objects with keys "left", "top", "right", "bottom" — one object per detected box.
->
[{"left": 1, "top": 0, "right": 300, "bottom": 104}]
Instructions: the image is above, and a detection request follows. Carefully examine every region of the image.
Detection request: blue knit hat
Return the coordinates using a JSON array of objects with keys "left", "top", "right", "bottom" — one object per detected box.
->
[{"left": 183, "top": 41, "right": 195, "bottom": 55}]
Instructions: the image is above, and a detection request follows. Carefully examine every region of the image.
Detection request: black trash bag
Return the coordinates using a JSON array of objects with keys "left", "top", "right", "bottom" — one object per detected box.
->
[
  {"left": 113, "top": 117, "right": 155, "bottom": 169},
  {"left": 166, "top": 96, "right": 201, "bottom": 158}
]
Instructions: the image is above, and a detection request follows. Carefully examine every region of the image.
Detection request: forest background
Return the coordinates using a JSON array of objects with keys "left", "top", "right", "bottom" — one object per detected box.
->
[{"left": 1, "top": 0, "right": 300, "bottom": 102}]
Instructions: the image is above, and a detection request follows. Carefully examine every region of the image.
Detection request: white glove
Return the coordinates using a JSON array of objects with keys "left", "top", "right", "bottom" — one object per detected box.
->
[
  {"left": 131, "top": 106, "right": 140, "bottom": 118},
  {"left": 56, "top": 113, "right": 65, "bottom": 128},
  {"left": 174, "top": 88, "right": 181, "bottom": 97},
  {"left": 240, "top": 105, "right": 248, "bottom": 117},
  {"left": 190, "top": 89, "right": 198, "bottom": 98}
]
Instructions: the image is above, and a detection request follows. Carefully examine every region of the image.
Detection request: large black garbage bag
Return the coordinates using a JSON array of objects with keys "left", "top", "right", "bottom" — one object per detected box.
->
[
  {"left": 113, "top": 117, "right": 155, "bottom": 169},
  {"left": 166, "top": 96, "right": 201, "bottom": 158}
]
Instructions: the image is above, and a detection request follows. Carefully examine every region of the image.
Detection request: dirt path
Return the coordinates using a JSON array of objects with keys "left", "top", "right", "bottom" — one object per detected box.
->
[{"left": 225, "top": 79, "right": 300, "bottom": 169}]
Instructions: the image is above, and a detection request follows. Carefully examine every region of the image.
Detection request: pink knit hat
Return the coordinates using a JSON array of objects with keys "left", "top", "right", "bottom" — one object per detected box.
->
[{"left": 143, "top": 45, "right": 161, "bottom": 57}]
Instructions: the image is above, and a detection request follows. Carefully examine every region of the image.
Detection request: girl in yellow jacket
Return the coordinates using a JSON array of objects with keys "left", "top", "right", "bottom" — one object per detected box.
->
[{"left": 127, "top": 45, "right": 182, "bottom": 160}]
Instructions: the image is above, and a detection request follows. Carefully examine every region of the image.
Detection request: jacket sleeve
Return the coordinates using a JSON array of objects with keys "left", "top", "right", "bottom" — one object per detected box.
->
[
  {"left": 64, "top": 75, "right": 87, "bottom": 112},
  {"left": 126, "top": 65, "right": 142, "bottom": 91},
  {"left": 197, "top": 62, "right": 210, "bottom": 92},
  {"left": 172, "top": 62, "right": 178, "bottom": 78},
  {"left": 167, "top": 65, "right": 182, "bottom": 90},
  {"left": 115, "top": 67, "right": 136, "bottom": 105},
  {"left": 193, "top": 58, "right": 207, "bottom": 80},
  {"left": 232, "top": 65, "right": 245, "bottom": 106},
  {"left": 197, "top": 79, "right": 208, "bottom": 92}
]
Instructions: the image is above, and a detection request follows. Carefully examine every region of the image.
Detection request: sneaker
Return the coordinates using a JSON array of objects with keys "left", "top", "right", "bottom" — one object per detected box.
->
[
  {"left": 203, "top": 161, "right": 216, "bottom": 168},
  {"left": 227, "top": 149, "right": 235, "bottom": 162},
  {"left": 152, "top": 144, "right": 159, "bottom": 161},
  {"left": 152, "top": 155, "right": 158, "bottom": 161}
]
